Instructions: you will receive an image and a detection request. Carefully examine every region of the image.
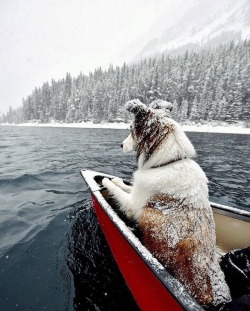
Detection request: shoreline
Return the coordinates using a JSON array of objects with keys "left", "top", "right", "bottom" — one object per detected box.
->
[{"left": 1, "top": 121, "right": 250, "bottom": 134}]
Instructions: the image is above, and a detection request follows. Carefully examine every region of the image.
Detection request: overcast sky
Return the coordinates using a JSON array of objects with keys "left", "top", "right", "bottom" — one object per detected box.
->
[{"left": 0, "top": 0, "right": 174, "bottom": 114}]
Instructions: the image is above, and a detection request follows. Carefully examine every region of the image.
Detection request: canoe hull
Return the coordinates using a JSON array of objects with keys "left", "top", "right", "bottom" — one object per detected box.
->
[{"left": 92, "top": 194, "right": 184, "bottom": 311}]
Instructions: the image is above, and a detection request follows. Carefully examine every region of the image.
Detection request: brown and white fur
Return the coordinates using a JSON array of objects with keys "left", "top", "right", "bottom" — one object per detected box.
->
[{"left": 102, "top": 99, "right": 231, "bottom": 306}]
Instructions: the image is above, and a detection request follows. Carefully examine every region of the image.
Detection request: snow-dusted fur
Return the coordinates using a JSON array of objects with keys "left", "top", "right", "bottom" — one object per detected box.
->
[{"left": 102, "top": 99, "right": 231, "bottom": 306}]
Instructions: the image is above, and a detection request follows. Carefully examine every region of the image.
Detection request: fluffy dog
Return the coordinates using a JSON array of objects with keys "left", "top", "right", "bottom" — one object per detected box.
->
[{"left": 102, "top": 99, "right": 231, "bottom": 306}]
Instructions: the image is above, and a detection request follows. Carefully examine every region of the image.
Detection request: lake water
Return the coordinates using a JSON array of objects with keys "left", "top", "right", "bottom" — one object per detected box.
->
[{"left": 0, "top": 125, "right": 249, "bottom": 311}]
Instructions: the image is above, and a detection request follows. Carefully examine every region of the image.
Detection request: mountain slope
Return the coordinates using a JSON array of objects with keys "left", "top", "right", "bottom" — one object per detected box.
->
[{"left": 121, "top": 0, "right": 250, "bottom": 62}]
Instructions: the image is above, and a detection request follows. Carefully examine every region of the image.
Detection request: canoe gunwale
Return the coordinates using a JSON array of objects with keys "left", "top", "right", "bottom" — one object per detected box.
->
[{"left": 211, "top": 202, "right": 250, "bottom": 222}]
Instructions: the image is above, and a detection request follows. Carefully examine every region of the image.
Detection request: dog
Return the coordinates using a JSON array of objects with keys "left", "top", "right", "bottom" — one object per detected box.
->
[{"left": 102, "top": 99, "right": 231, "bottom": 306}]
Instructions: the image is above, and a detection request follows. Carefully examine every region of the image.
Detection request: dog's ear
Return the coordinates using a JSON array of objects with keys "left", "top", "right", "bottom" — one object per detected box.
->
[
  {"left": 149, "top": 100, "right": 172, "bottom": 117},
  {"left": 125, "top": 99, "right": 148, "bottom": 115}
]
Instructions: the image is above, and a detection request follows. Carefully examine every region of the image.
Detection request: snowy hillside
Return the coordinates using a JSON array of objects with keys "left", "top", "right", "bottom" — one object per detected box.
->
[
  {"left": 2, "top": 40, "right": 249, "bottom": 125},
  {"left": 121, "top": 0, "right": 250, "bottom": 62}
]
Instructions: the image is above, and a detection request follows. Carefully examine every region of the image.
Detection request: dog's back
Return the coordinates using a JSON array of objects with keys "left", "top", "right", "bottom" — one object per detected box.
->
[
  {"left": 133, "top": 157, "right": 230, "bottom": 305},
  {"left": 139, "top": 192, "right": 215, "bottom": 304}
]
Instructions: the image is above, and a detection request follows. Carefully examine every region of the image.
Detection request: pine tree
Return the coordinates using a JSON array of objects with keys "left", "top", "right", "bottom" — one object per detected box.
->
[
  {"left": 65, "top": 98, "right": 76, "bottom": 123},
  {"left": 171, "top": 99, "right": 179, "bottom": 121},
  {"left": 216, "top": 96, "right": 228, "bottom": 121},
  {"left": 179, "top": 99, "right": 188, "bottom": 123},
  {"left": 92, "top": 82, "right": 104, "bottom": 123},
  {"left": 5, "top": 40, "right": 249, "bottom": 125},
  {"left": 189, "top": 97, "right": 199, "bottom": 121}
]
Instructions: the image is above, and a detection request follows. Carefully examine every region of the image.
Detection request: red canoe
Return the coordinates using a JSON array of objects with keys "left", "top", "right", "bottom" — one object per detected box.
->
[{"left": 81, "top": 169, "right": 250, "bottom": 311}]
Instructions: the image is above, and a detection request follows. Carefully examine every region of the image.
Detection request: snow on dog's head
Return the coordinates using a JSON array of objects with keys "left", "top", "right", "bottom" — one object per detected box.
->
[{"left": 124, "top": 99, "right": 196, "bottom": 168}]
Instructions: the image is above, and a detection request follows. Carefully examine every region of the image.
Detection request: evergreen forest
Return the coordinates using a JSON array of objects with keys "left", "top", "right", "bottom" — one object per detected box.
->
[{"left": 1, "top": 40, "right": 250, "bottom": 125}]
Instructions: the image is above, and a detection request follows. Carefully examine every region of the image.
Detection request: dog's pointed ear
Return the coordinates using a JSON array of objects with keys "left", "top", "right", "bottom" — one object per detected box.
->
[{"left": 125, "top": 99, "right": 148, "bottom": 115}]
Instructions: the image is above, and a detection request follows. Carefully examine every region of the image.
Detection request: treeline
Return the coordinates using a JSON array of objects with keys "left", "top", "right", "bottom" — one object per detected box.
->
[{"left": 1, "top": 40, "right": 250, "bottom": 124}]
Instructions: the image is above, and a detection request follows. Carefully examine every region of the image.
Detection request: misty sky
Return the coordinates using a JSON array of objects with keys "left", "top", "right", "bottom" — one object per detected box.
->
[{"left": 0, "top": 0, "right": 175, "bottom": 114}]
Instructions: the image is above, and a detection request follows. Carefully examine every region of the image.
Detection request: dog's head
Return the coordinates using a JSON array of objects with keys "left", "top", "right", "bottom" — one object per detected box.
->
[{"left": 122, "top": 99, "right": 196, "bottom": 167}]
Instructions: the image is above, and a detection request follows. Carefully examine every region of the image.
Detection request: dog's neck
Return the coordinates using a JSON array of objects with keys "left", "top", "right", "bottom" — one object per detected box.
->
[
  {"left": 138, "top": 153, "right": 186, "bottom": 169},
  {"left": 137, "top": 135, "right": 183, "bottom": 169},
  {"left": 137, "top": 125, "right": 195, "bottom": 170},
  {"left": 151, "top": 156, "right": 186, "bottom": 168}
]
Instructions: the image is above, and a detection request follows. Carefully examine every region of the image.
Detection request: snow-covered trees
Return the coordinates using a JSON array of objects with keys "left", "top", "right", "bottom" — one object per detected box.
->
[{"left": 1, "top": 40, "right": 249, "bottom": 124}]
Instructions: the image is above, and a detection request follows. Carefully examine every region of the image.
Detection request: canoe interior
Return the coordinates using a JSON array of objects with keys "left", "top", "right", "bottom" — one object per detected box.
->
[{"left": 213, "top": 209, "right": 250, "bottom": 253}]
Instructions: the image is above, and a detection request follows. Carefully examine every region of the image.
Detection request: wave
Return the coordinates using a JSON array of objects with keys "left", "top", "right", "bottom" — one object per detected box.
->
[
  {"left": 0, "top": 170, "right": 75, "bottom": 192},
  {"left": 46, "top": 189, "right": 86, "bottom": 195},
  {"left": 0, "top": 199, "right": 88, "bottom": 257},
  {"left": 0, "top": 173, "right": 43, "bottom": 191}
]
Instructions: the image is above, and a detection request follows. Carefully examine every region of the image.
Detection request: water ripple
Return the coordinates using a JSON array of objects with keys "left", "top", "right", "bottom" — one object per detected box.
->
[{"left": 0, "top": 125, "right": 249, "bottom": 310}]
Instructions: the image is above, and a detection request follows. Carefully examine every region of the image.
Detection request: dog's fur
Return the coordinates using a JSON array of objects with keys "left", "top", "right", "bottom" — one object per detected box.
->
[{"left": 102, "top": 99, "right": 231, "bottom": 306}]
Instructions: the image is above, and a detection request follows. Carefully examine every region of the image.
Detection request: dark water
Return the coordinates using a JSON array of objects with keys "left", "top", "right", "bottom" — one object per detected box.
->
[{"left": 0, "top": 125, "right": 249, "bottom": 311}]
